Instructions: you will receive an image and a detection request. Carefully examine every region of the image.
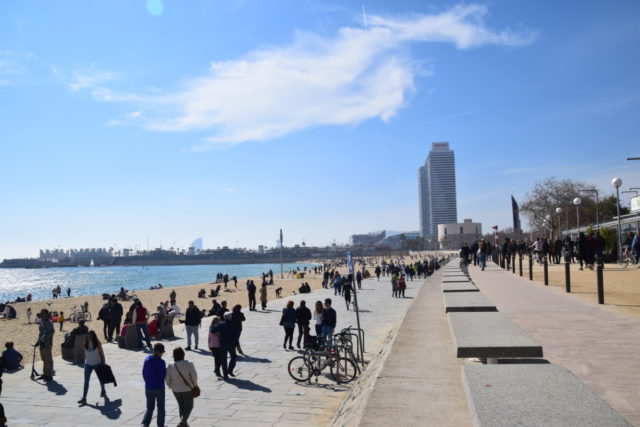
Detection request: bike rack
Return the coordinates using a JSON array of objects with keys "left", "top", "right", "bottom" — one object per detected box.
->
[{"left": 340, "top": 327, "right": 366, "bottom": 367}]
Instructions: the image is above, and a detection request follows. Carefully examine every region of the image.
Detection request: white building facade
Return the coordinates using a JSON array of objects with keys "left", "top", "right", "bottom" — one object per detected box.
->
[{"left": 438, "top": 219, "right": 482, "bottom": 250}]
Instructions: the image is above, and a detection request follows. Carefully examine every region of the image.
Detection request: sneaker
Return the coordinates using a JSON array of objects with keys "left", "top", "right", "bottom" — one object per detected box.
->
[
  {"left": 100, "top": 390, "right": 106, "bottom": 397},
  {"left": 185, "top": 346, "right": 191, "bottom": 351},
  {"left": 195, "top": 345, "right": 198, "bottom": 350},
  {"left": 77, "top": 398, "right": 86, "bottom": 406},
  {"left": 214, "top": 371, "right": 222, "bottom": 377},
  {"left": 228, "top": 372, "right": 236, "bottom": 377}
]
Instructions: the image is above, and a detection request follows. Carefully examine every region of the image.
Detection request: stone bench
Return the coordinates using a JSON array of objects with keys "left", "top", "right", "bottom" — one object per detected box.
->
[
  {"left": 443, "top": 282, "right": 478, "bottom": 292},
  {"left": 443, "top": 277, "right": 472, "bottom": 283},
  {"left": 462, "top": 364, "right": 631, "bottom": 426},
  {"left": 444, "top": 293, "right": 497, "bottom": 313},
  {"left": 61, "top": 333, "right": 86, "bottom": 364},
  {"left": 448, "top": 312, "right": 542, "bottom": 359}
]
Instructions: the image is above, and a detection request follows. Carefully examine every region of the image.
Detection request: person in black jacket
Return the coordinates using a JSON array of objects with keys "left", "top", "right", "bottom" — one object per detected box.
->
[
  {"left": 230, "top": 305, "right": 245, "bottom": 355},
  {"left": 107, "top": 298, "right": 123, "bottom": 342},
  {"left": 246, "top": 280, "right": 257, "bottom": 311},
  {"left": 210, "top": 313, "right": 237, "bottom": 380},
  {"left": 295, "top": 301, "right": 312, "bottom": 349},
  {"left": 280, "top": 301, "right": 297, "bottom": 350},
  {"left": 97, "top": 303, "right": 110, "bottom": 341},
  {"left": 321, "top": 298, "right": 337, "bottom": 344},
  {"left": 185, "top": 301, "right": 203, "bottom": 350}
]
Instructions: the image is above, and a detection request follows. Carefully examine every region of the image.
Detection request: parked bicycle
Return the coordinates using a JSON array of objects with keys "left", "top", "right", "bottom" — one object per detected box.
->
[
  {"left": 68, "top": 303, "right": 91, "bottom": 323},
  {"left": 618, "top": 248, "right": 639, "bottom": 268}
]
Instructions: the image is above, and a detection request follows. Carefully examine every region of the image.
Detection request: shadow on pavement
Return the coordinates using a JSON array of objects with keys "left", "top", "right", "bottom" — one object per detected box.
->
[
  {"left": 226, "top": 378, "right": 271, "bottom": 392},
  {"left": 86, "top": 397, "right": 123, "bottom": 419},
  {"left": 43, "top": 379, "right": 68, "bottom": 395},
  {"left": 239, "top": 355, "right": 271, "bottom": 363}
]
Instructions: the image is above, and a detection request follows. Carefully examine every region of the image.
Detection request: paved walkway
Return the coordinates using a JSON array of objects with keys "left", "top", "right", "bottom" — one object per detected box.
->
[
  {"left": 358, "top": 268, "right": 472, "bottom": 427},
  {"left": 468, "top": 262, "right": 640, "bottom": 426},
  {"left": 2, "top": 275, "right": 423, "bottom": 426}
]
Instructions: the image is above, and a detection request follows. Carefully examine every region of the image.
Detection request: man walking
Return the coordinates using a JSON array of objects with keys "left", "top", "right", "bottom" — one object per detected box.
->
[
  {"left": 36, "top": 309, "right": 54, "bottom": 381},
  {"left": 107, "top": 297, "right": 123, "bottom": 342},
  {"left": 247, "top": 280, "right": 257, "bottom": 311},
  {"left": 184, "top": 301, "right": 202, "bottom": 351},
  {"left": 295, "top": 300, "right": 312, "bottom": 349},
  {"left": 210, "top": 312, "right": 237, "bottom": 380},
  {"left": 142, "top": 343, "right": 167, "bottom": 427}
]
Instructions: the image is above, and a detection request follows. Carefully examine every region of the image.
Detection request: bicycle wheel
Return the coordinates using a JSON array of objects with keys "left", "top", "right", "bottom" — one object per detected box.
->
[
  {"left": 330, "top": 357, "right": 357, "bottom": 384},
  {"left": 618, "top": 255, "right": 628, "bottom": 269},
  {"left": 82, "top": 311, "right": 92, "bottom": 322},
  {"left": 288, "top": 356, "right": 311, "bottom": 382},
  {"left": 69, "top": 313, "right": 77, "bottom": 323}
]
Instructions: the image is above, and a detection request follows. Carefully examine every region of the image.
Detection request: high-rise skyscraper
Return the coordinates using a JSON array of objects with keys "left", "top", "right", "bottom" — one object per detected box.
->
[{"left": 418, "top": 142, "right": 458, "bottom": 239}]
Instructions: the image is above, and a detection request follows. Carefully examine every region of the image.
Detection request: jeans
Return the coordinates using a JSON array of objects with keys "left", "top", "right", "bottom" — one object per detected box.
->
[
  {"left": 315, "top": 324, "right": 322, "bottom": 337},
  {"left": 220, "top": 345, "right": 237, "bottom": 378},
  {"left": 296, "top": 324, "right": 309, "bottom": 347},
  {"left": 107, "top": 320, "right": 121, "bottom": 341},
  {"left": 136, "top": 323, "right": 152, "bottom": 348},
  {"left": 210, "top": 347, "right": 221, "bottom": 374},
  {"left": 321, "top": 325, "right": 333, "bottom": 344},
  {"left": 185, "top": 325, "right": 199, "bottom": 348},
  {"left": 173, "top": 390, "right": 194, "bottom": 425},
  {"left": 479, "top": 253, "right": 487, "bottom": 268},
  {"left": 142, "top": 388, "right": 165, "bottom": 427},
  {"left": 283, "top": 327, "right": 294, "bottom": 348},
  {"left": 248, "top": 294, "right": 256, "bottom": 311},
  {"left": 83, "top": 364, "right": 105, "bottom": 399}
]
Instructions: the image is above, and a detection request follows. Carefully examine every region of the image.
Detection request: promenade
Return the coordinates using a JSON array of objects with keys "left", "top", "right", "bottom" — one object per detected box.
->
[
  {"left": 1, "top": 274, "right": 426, "bottom": 426},
  {"left": 468, "top": 262, "right": 640, "bottom": 426}
]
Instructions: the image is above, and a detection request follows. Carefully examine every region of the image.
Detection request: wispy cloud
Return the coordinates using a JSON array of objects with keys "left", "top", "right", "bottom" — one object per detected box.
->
[
  {"left": 69, "top": 64, "right": 117, "bottom": 92},
  {"left": 71, "top": 4, "right": 535, "bottom": 149}
]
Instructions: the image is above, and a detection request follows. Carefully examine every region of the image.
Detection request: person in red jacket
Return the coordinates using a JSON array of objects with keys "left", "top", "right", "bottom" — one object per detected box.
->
[{"left": 397, "top": 275, "right": 407, "bottom": 298}]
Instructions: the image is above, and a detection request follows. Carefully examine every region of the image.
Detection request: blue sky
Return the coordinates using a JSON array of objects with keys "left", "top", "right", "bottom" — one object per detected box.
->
[{"left": 1, "top": 0, "right": 639, "bottom": 259}]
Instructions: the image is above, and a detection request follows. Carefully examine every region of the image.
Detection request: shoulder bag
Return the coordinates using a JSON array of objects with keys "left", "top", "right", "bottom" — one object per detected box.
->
[{"left": 175, "top": 363, "right": 200, "bottom": 398}]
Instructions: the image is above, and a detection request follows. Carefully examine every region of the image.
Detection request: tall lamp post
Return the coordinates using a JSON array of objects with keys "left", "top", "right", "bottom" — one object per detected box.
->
[
  {"left": 612, "top": 178, "right": 623, "bottom": 262},
  {"left": 573, "top": 197, "right": 581, "bottom": 237},
  {"left": 579, "top": 189, "right": 600, "bottom": 231},
  {"left": 555, "top": 207, "right": 563, "bottom": 238}
]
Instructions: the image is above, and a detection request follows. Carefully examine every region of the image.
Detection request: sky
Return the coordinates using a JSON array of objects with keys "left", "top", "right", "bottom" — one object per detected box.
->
[{"left": 1, "top": 0, "right": 639, "bottom": 260}]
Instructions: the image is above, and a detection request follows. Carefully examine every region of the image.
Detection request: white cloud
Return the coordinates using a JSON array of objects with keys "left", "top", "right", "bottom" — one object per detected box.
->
[
  {"left": 69, "top": 64, "right": 116, "bottom": 92},
  {"left": 73, "top": 4, "right": 535, "bottom": 148}
]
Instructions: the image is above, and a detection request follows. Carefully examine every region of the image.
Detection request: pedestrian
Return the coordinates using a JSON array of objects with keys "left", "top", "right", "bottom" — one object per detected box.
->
[
  {"left": 230, "top": 304, "right": 245, "bottom": 355},
  {"left": 397, "top": 275, "right": 406, "bottom": 298},
  {"left": 36, "top": 309, "right": 54, "bottom": 382},
  {"left": 210, "top": 312, "right": 237, "bottom": 380},
  {"left": 166, "top": 347, "right": 198, "bottom": 427},
  {"left": 247, "top": 280, "right": 257, "bottom": 311},
  {"left": 77, "top": 331, "right": 106, "bottom": 406},
  {"left": 356, "top": 271, "right": 362, "bottom": 289},
  {"left": 391, "top": 272, "right": 399, "bottom": 298},
  {"left": 280, "top": 301, "right": 297, "bottom": 350},
  {"left": 333, "top": 273, "right": 342, "bottom": 296},
  {"left": 321, "top": 298, "right": 336, "bottom": 344},
  {"left": 133, "top": 300, "right": 153, "bottom": 350},
  {"left": 260, "top": 283, "right": 268, "bottom": 310},
  {"left": 478, "top": 239, "right": 488, "bottom": 271},
  {"left": 107, "top": 297, "right": 123, "bottom": 342},
  {"left": 375, "top": 266, "right": 381, "bottom": 281},
  {"left": 98, "top": 303, "right": 110, "bottom": 341},
  {"left": 141, "top": 343, "right": 167, "bottom": 427},
  {"left": 208, "top": 316, "right": 222, "bottom": 377},
  {"left": 313, "top": 301, "right": 323, "bottom": 337},
  {"left": 67, "top": 288, "right": 71, "bottom": 297},
  {"left": 58, "top": 311, "right": 64, "bottom": 331},
  {"left": 342, "top": 275, "right": 352, "bottom": 310},
  {"left": 184, "top": 301, "right": 203, "bottom": 351},
  {"left": 295, "top": 301, "right": 311, "bottom": 349},
  {"left": 26, "top": 307, "right": 32, "bottom": 324}
]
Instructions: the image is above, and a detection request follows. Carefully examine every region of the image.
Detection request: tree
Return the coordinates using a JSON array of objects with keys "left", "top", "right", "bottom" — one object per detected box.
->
[
  {"left": 598, "top": 195, "right": 630, "bottom": 221},
  {"left": 520, "top": 177, "right": 597, "bottom": 236}
]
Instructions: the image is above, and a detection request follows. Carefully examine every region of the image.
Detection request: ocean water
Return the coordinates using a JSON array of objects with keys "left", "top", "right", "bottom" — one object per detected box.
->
[{"left": 0, "top": 262, "right": 318, "bottom": 302}]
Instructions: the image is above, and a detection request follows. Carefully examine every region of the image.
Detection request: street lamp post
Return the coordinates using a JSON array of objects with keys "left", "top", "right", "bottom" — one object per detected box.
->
[
  {"left": 573, "top": 197, "right": 582, "bottom": 237},
  {"left": 612, "top": 178, "right": 623, "bottom": 262},
  {"left": 579, "top": 189, "right": 600, "bottom": 231},
  {"left": 555, "top": 207, "right": 563, "bottom": 237}
]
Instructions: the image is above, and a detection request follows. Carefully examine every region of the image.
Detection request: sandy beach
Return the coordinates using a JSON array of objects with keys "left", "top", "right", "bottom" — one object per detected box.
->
[{"left": 0, "top": 268, "right": 333, "bottom": 364}]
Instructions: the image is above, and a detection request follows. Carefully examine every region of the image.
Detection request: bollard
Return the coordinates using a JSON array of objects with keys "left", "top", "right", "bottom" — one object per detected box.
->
[
  {"left": 565, "top": 261, "right": 571, "bottom": 292},
  {"left": 512, "top": 254, "right": 516, "bottom": 273},
  {"left": 543, "top": 258, "right": 548, "bottom": 285},
  {"left": 528, "top": 254, "right": 533, "bottom": 280},
  {"left": 519, "top": 254, "right": 523, "bottom": 277},
  {"left": 597, "top": 261, "right": 604, "bottom": 304}
]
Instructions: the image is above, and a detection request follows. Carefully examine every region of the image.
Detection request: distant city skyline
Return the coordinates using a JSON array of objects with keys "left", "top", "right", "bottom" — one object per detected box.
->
[{"left": 1, "top": 1, "right": 639, "bottom": 261}]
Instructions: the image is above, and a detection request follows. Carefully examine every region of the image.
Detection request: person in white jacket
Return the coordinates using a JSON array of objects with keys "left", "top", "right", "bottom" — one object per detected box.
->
[{"left": 165, "top": 347, "right": 198, "bottom": 427}]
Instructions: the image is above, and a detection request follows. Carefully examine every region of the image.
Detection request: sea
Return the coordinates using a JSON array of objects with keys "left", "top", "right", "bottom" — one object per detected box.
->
[{"left": 0, "top": 262, "right": 318, "bottom": 302}]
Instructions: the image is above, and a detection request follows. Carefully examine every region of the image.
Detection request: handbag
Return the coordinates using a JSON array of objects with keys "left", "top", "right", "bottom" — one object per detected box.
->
[{"left": 175, "top": 363, "right": 200, "bottom": 398}]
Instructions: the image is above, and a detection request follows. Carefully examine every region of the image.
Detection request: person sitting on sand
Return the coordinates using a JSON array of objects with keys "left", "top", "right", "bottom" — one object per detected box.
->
[{"left": 2, "top": 342, "right": 23, "bottom": 371}]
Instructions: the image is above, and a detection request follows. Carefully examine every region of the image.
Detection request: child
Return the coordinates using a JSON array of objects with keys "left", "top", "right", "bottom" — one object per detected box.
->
[
  {"left": 26, "top": 307, "right": 32, "bottom": 324},
  {"left": 2, "top": 342, "right": 23, "bottom": 371},
  {"left": 58, "top": 311, "right": 64, "bottom": 331}
]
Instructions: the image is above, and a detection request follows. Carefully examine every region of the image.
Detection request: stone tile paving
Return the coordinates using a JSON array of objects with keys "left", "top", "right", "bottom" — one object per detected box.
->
[
  {"left": 2, "top": 275, "right": 423, "bottom": 426},
  {"left": 468, "top": 262, "right": 640, "bottom": 426}
]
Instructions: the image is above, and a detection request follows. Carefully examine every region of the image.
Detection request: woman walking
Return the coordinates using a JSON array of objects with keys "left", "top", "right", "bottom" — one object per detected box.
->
[
  {"left": 166, "top": 347, "right": 198, "bottom": 427},
  {"left": 397, "top": 275, "right": 406, "bottom": 298},
  {"left": 209, "top": 316, "right": 221, "bottom": 377},
  {"left": 313, "top": 301, "right": 323, "bottom": 337},
  {"left": 260, "top": 283, "right": 268, "bottom": 310},
  {"left": 280, "top": 301, "right": 297, "bottom": 350},
  {"left": 78, "top": 331, "right": 106, "bottom": 406}
]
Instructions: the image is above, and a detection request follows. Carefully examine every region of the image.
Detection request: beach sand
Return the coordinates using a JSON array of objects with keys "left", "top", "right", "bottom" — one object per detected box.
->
[{"left": 0, "top": 269, "right": 331, "bottom": 364}]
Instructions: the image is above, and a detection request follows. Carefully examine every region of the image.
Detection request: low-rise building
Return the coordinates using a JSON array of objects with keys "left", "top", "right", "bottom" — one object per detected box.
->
[{"left": 438, "top": 219, "right": 482, "bottom": 250}]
